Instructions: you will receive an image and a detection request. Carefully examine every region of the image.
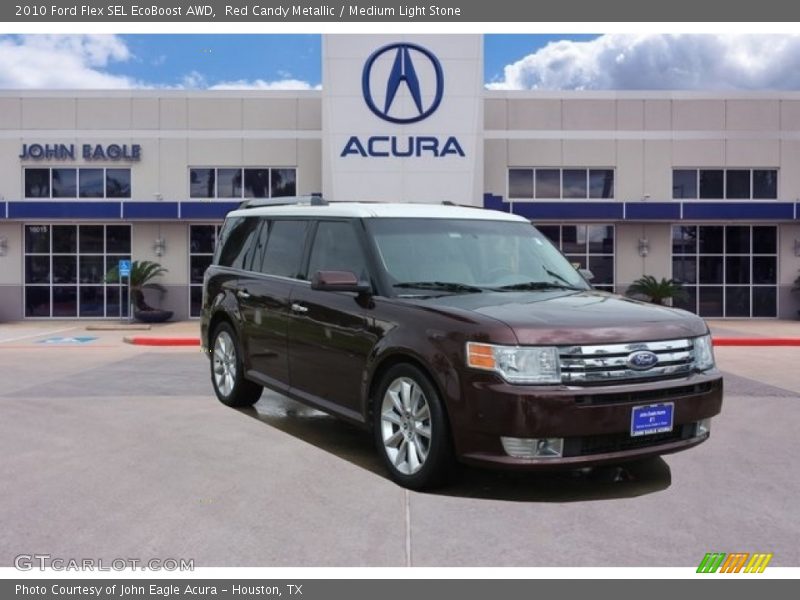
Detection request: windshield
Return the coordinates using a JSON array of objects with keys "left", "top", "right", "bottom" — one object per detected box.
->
[{"left": 366, "top": 218, "right": 591, "bottom": 293}]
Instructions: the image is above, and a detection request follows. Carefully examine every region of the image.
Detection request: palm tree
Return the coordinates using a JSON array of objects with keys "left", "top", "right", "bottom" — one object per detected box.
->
[
  {"left": 626, "top": 275, "right": 689, "bottom": 306},
  {"left": 105, "top": 260, "right": 168, "bottom": 311}
]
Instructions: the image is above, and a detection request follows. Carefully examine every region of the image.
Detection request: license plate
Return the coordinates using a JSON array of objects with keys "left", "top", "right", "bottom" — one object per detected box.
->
[{"left": 631, "top": 403, "right": 674, "bottom": 437}]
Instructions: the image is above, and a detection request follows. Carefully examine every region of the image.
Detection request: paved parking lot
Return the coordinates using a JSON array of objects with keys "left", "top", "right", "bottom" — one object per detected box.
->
[{"left": 0, "top": 321, "right": 798, "bottom": 567}]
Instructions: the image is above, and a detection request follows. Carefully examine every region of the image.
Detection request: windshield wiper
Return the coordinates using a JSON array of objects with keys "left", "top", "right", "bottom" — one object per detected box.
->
[
  {"left": 393, "top": 281, "right": 484, "bottom": 294},
  {"left": 496, "top": 281, "right": 585, "bottom": 291}
]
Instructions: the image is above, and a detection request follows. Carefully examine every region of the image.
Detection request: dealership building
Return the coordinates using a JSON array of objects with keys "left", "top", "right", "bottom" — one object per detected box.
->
[{"left": 1, "top": 34, "right": 799, "bottom": 321}]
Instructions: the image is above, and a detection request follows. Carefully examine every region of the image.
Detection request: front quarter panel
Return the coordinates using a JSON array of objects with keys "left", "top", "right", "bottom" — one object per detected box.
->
[{"left": 361, "top": 297, "right": 518, "bottom": 436}]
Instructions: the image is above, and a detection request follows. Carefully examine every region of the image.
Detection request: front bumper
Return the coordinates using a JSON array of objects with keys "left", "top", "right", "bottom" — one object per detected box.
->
[{"left": 449, "top": 370, "right": 723, "bottom": 470}]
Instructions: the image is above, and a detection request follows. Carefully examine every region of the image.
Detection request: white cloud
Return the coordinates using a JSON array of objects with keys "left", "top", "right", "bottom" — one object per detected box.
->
[
  {"left": 175, "top": 70, "right": 318, "bottom": 91},
  {"left": 209, "top": 79, "right": 321, "bottom": 90},
  {"left": 0, "top": 34, "right": 137, "bottom": 89},
  {"left": 488, "top": 34, "right": 800, "bottom": 90},
  {"left": 0, "top": 35, "right": 319, "bottom": 91}
]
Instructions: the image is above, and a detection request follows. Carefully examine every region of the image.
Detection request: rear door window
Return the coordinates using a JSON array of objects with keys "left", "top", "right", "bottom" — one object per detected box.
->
[{"left": 260, "top": 220, "right": 310, "bottom": 279}]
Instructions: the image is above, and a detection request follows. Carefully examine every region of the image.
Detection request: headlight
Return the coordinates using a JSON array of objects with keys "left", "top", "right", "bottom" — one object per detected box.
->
[
  {"left": 693, "top": 334, "right": 716, "bottom": 371},
  {"left": 466, "top": 342, "right": 561, "bottom": 384}
]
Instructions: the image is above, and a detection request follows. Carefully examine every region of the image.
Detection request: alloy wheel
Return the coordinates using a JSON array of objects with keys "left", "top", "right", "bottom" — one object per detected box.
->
[
  {"left": 213, "top": 330, "right": 237, "bottom": 397},
  {"left": 380, "top": 376, "right": 433, "bottom": 475}
]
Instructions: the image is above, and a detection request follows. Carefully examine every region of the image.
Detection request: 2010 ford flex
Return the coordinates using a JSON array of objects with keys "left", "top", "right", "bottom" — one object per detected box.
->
[{"left": 200, "top": 200, "right": 723, "bottom": 489}]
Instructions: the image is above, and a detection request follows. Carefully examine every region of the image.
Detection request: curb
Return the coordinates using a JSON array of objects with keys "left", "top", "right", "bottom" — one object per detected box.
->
[
  {"left": 119, "top": 336, "right": 800, "bottom": 348},
  {"left": 123, "top": 336, "right": 200, "bottom": 346}
]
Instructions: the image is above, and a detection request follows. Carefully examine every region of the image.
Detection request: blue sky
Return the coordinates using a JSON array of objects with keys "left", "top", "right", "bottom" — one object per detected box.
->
[
  {"left": 116, "top": 35, "right": 323, "bottom": 87},
  {"left": 1, "top": 34, "right": 799, "bottom": 90}
]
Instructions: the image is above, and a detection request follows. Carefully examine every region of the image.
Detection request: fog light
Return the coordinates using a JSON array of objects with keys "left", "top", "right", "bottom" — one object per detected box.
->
[
  {"left": 696, "top": 418, "right": 711, "bottom": 437},
  {"left": 501, "top": 436, "right": 564, "bottom": 459}
]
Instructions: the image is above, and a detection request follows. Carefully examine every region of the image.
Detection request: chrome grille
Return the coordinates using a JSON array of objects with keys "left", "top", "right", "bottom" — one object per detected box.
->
[{"left": 559, "top": 338, "right": 695, "bottom": 384}]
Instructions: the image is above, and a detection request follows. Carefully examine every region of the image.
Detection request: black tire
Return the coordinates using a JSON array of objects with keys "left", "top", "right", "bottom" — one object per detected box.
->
[
  {"left": 209, "top": 322, "right": 262, "bottom": 407},
  {"left": 373, "top": 363, "right": 454, "bottom": 490}
]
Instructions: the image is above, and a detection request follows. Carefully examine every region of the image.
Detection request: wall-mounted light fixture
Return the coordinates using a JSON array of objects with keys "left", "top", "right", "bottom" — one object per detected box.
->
[
  {"left": 153, "top": 237, "right": 166, "bottom": 257},
  {"left": 638, "top": 238, "right": 650, "bottom": 257},
  {"left": 642, "top": 194, "right": 651, "bottom": 202},
  {"left": 153, "top": 192, "right": 163, "bottom": 202},
  {"left": 0, "top": 236, "right": 8, "bottom": 257}
]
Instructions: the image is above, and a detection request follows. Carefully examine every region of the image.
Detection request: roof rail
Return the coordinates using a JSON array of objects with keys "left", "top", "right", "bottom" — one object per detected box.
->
[{"left": 238, "top": 195, "right": 327, "bottom": 210}]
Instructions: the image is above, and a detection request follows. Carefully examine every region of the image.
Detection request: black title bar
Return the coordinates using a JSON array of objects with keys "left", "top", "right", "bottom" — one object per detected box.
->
[{"left": 5, "top": 0, "right": 800, "bottom": 22}]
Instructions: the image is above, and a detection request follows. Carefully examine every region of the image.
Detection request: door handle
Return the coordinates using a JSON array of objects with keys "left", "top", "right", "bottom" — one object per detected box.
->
[
  {"left": 237, "top": 289, "right": 251, "bottom": 300},
  {"left": 291, "top": 303, "right": 308, "bottom": 314}
]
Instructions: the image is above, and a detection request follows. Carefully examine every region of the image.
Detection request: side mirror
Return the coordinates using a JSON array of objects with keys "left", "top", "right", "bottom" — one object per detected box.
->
[
  {"left": 578, "top": 268, "right": 595, "bottom": 281},
  {"left": 310, "top": 270, "right": 371, "bottom": 294}
]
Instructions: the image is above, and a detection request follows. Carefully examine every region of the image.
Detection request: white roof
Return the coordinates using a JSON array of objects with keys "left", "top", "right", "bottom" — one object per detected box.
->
[{"left": 227, "top": 202, "right": 528, "bottom": 222}]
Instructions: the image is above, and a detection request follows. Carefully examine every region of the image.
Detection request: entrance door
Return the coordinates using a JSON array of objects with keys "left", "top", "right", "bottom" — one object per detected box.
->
[{"left": 24, "top": 224, "right": 131, "bottom": 318}]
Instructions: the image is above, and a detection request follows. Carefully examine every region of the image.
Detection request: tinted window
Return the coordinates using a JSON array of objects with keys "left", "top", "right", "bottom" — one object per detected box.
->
[
  {"left": 217, "top": 168, "right": 242, "bottom": 198},
  {"left": 244, "top": 169, "right": 269, "bottom": 198},
  {"left": 25, "top": 169, "right": 50, "bottom": 197},
  {"left": 217, "top": 217, "right": 261, "bottom": 270},
  {"left": 753, "top": 226, "right": 777, "bottom": 254},
  {"left": 271, "top": 169, "right": 297, "bottom": 197},
  {"left": 53, "top": 225, "right": 77, "bottom": 253},
  {"left": 190, "top": 168, "right": 215, "bottom": 198},
  {"left": 699, "top": 170, "right": 724, "bottom": 199},
  {"left": 79, "top": 225, "right": 104, "bottom": 253},
  {"left": 535, "top": 169, "right": 560, "bottom": 198},
  {"left": 307, "top": 221, "right": 368, "bottom": 280},
  {"left": 753, "top": 169, "right": 777, "bottom": 199},
  {"left": 726, "top": 170, "right": 750, "bottom": 199},
  {"left": 589, "top": 169, "right": 614, "bottom": 198},
  {"left": 52, "top": 168, "right": 77, "bottom": 197},
  {"left": 190, "top": 225, "right": 218, "bottom": 254},
  {"left": 508, "top": 169, "right": 533, "bottom": 199},
  {"left": 25, "top": 225, "right": 50, "bottom": 253},
  {"left": 562, "top": 169, "right": 587, "bottom": 199},
  {"left": 726, "top": 226, "right": 750, "bottom": 254},
  {"left": 261, "top": 220, "right": 309, "bottom": 279},
  {"left": 106, "top": 169, "right": 131, "bottom": 198},
  {"left": 672, "top": 170, "right": 697, "bottom": 199},
  {"left": 79, "top": 169, "right": 105, "bottom": 198},
  {"left": 106, "top": 225, "right": 131, "bottom": 253}
]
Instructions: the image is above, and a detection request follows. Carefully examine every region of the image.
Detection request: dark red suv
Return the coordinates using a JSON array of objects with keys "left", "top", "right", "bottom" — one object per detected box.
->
[{"left": 200, "top": 200, "right": 722, "bottom": 489}]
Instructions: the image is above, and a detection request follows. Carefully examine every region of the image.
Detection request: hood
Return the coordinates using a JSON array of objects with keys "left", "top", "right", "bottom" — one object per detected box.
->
[{"left": 424, "top": 290, "right": 708, "bottom": 345}]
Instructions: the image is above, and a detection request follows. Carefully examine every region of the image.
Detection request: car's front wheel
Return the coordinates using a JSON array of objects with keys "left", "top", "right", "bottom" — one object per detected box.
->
[
  {"left": 210, "top": 322, "right": 262, "bottom": 407},
  {"left": 373, "top": 363, "right": 453, "bottom": 490}
]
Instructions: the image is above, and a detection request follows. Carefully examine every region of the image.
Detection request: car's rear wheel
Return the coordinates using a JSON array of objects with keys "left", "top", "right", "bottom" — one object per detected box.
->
[
  {"left": 210, "top": 322, "right": 262, "bottom": 407},
  {"left": 374, "top": 363, "right": 453, "bottom": 490}
]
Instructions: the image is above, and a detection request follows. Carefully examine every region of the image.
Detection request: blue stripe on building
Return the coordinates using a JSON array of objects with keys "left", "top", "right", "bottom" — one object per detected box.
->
[
  {"left": 512, "top": 202, "right": 625, "bottom": 220},
  {"left": 0, "top": 201, "right": 241, "bottom": 221},
  {"left": 482, "top": 195, "right": 799, "bottom": 221},
  {"left": 682, "top": 202, "right": 794, "bottom": 220},
  {"left": 625, "top": 202, "right": 681, "bottom": 220},
  {"left": 7, "top": 201, "right": 122, "bottom": 219},
  {"left": 179, "top": 202, "right": 241, "bottom": 219},
  {"left": 123, "top": 202, "right": 180, "bottom": 220}
]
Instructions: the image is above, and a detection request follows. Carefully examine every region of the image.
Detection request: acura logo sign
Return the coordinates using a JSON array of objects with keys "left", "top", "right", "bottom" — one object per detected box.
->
[{"left": 361, "top": 43, "right": 444, "bottom": 124}]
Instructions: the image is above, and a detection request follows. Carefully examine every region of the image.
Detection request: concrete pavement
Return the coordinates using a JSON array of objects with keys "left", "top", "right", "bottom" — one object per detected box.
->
[{"left": 0, "top": 319, "right": 798, "bottom": 567}]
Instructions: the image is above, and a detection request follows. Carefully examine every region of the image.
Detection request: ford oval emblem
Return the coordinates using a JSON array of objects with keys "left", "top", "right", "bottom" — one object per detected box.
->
[{"left": 628, "top": 350, "right": 659, "bottom": 370}]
